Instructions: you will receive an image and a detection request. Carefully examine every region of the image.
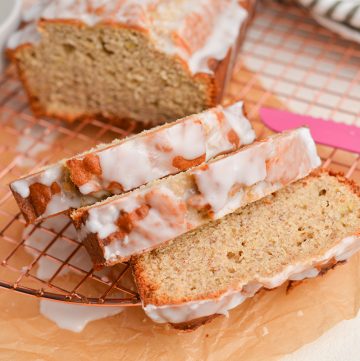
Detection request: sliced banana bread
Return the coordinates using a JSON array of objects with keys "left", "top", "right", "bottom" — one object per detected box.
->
[
  {"left": 7, "top": 0, "right": 254, "bottom": 124},
  {"left": 10, "top": 102, "right": 254, "bottom": 224},
  {"left": 131, "top": 171, "right": 360, "bottom": 329},
  {"left": 71, "top": 128, "right": 320, "bottom": 266}
]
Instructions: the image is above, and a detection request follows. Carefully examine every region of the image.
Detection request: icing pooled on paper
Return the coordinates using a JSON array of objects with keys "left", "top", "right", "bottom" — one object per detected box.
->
[
  {"left": 23, "top": 214, "right": 123, "bottom": 332},
  {"left": 40, "top": 300, "right": 123, "bottom": 332}
]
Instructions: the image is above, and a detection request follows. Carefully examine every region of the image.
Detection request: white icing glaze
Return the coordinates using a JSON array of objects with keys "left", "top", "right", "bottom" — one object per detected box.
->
[
  {"left": 78, "top": 182, "right": 98, "bottom": 195},
  {"left": 11, "top": 164, "right": 63, "bottom": 198},
  {"left": 202, "top": 102, "right": 255, "bottom": 160},
  {"left": 40, "top": 301, "right": 123, "bottom": 332},
  {"left": 7, "top": 23, "right": 40, "bottom": 49},
  {"left": 193, "top": 144, "right": 270, "bottom": 217},
  {"left": 40, "top": 166, "right": 63, "bottom": 186},
  {"left": 97, "top": 139, "right": 157, "bottom": 194},
  {"left": 11, "top": 102, "right": 254, "bottom": 221},
  {"left": 10, "top": 164, "right": 81, "bottom": 219},
  {"left": 91, "top": 120, "right": 205, "bottom": 195},
  {"left": 73, "top": 101, "right": 254, "bottom": 196},
  {"left": 8, "top": 0, "right": 247, "bottom": 75},
  {"left": 22, "top": 0, "right": 52, "bottom": 22},
  {"left": 11, "top": 178, "right": 30, "bottom": 198},
  {"left": 287, "top": 267, "right": 320, "bottom": 281},
  {"left": 42, "top": 192, "right": 81, "bottom": 217},
  {"left": 144, "top": 235, "right": 360, "bottom": 324},
  {"left": 188, "top": 1, "right": 247, "bottom": 73},
  {"left": 86, "top": 203, "right": 120, "bottom": 239},
  {"left": 83, "top": 186, "right": 186, "bottom": 261},
  {"left": 144, "top": 285, "right": 261, "bottom": 324},
  {"left": 192, "top": 128, "right": 321, "bottom": 218},
  {"left": 85, "top": 186, "right": 188, "bottom": 261},
  {"left": 147, "top": 118, "right": 206, "bottom": 168},
  {"left": 222, "top": 102, "right": 256, "bottom": 147}
]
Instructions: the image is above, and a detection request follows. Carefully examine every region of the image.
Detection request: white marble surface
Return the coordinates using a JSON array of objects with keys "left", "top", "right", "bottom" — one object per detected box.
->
[{"left": 282, "top": 310, "right": 360, "bottom": 361}]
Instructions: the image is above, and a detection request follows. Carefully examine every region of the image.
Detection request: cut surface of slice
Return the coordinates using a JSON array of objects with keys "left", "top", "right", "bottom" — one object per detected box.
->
[
  {"left": 10, "top": 101, "right": 254, "bottom": 223},
  {"left": 131, "top": 171, "right": 360, "bottom": 326},
  {"left": 7, "top": 0, "right": 254, "bottom": 124},
  {"left": 71, "top": 127, "right": 320, "bottom": 266}
]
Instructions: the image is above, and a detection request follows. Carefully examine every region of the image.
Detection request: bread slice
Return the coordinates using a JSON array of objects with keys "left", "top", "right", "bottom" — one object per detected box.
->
[
  {"left": 131, "top": 171, "right": 360, "bottom": 329},
  {"left": 7, "top": 0, "right": 254, "bottom": 124},
  {"left": 10, "top": 101, "right": 254, "bottom": 224},
  {"left": 71, "top": 127, "right": 320, "bottom": 267}
]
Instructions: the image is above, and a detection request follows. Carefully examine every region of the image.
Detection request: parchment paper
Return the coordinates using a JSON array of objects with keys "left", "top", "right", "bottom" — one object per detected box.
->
[
  {"left": 0, "top": 255, "right": 359, "bottom": 361},
  {"left": 0, "top": 65, "right": 359, "bottom": 361}
]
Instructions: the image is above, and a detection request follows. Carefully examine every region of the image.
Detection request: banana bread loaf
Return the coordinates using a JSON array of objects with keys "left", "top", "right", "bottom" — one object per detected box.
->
[{"left": 7, "top": 0, "right": 255, "bottom": 124}]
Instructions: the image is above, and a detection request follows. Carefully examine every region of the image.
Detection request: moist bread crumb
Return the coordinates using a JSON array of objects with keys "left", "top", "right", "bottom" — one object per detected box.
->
[
  {"left": 131, "top": 171, "right": 360, "bottom": 324},
  {"left": 12, "top": 24, "right": 210, "bottom": 123},
  {"left": 7, "top": 0, "right": 255, "bottom": 124}
]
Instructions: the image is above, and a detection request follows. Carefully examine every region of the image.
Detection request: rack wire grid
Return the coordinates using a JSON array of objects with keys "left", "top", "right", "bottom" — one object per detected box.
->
[{"left": 0, "top": 1, "right": 359, "bottom": 307}]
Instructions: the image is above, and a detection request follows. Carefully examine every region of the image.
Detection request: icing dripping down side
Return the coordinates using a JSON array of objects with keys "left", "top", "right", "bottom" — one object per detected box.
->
[
  {"left": 188, "top": 1, "right": 247, "bottom": 74},
  {"left": 192, "top": 128, "right": 321, "bottom": 218},
  {"left": 144, "top": 235, "right": 360, "bottom": 324},
  {"left": 87, "top": 186, "right": 188, "bottom": 261}
]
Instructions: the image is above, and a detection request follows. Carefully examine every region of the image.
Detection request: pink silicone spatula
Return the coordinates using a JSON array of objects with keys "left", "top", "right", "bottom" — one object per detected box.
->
[{"left": 260, "top": 107, "right": 360, "bottom": 154}]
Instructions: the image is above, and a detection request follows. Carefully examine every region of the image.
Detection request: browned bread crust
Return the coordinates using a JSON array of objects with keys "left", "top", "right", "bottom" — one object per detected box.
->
[
  {"left": 171, "top": 314, "right": 220, "bottom": 331},
  {"left": 12, "top": 190, "right": 38, "bottom": 224}
]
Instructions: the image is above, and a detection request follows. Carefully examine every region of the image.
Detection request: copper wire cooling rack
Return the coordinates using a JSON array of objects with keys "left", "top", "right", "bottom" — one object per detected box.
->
[{"left": 0, "top": 2, "right": 359, "bottom": 307}]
